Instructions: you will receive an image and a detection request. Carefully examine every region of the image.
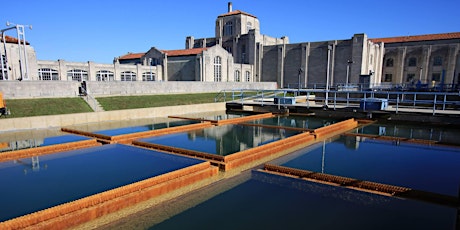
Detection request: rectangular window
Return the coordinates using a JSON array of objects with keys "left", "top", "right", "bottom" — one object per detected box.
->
[
  {"left": 433, "top": 56, "right": 442, "bottom": 66},
  {"left": 384, "top": 74, "right": 392, "bottom": 82},
  {"left": 408, "top": 58, "right": 417, "bottom": 67},
  {"left": 406, "top": 74, "right": 415, "bottom": 83},
  {"left": 432, "top": 73, "right": 441, "bottom": 82}
]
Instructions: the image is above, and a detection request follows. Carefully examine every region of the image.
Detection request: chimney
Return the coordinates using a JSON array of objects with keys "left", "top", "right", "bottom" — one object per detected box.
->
[{"left": 228, "top": 2, "right": 232, "bottom": 12}]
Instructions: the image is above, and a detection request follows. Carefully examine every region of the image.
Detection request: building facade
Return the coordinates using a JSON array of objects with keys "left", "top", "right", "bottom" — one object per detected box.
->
[{"left": 1, "top": 2, "right": 459, "bottom": 90}]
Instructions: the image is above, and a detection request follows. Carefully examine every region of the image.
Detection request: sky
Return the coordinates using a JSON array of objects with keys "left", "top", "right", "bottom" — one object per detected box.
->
[{"left": 2, "top": 0, "right": 459, "bottom": 64}]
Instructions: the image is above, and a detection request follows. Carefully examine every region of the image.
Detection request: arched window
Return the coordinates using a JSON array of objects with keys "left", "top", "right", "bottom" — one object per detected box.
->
[
  {"left": 386, "top": 58, "right": 394, "bottom": 67},
  {"left": 96, "top": 70, "right": 114, "bottom": 81},
  {"left": 224, "top": 21, "right": 233, "bottom": 36},
  {"left": 121, "top": 71, "right": 136, "bottom": 81},
  {"left": 67, "top": 69, "right": 88, "bottom": 81},
  {"left": 214, "top": 56, "right": 222, "bottom": 82},
  {"left": 142, "top": 72, "right": 155, "bottom": 81},
  {"left": 38, "top": 68, "right": 59, "bottom": 81},
  {"left": 246, "top": 22, "right": 252, "bottom": 33},
  {"left": 433, "top": 56, "right": 443, "bottom": 66},
  {"left": 245, "top": 71, "right": 251, "bottom": 82},
  {"left": 408, "top": 57, "right": 417, "bottom": 67},
  {"left": 234, "top": 70, "right": 240, "bottom": 82}
]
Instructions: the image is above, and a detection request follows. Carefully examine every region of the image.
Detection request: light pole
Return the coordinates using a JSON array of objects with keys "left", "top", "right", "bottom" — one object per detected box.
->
[
  {"left": 325, "top": 44, "right": 333, "bottom": 108},
  {"left": 1, "top": 22, "right": 32, "bottom": 81},
  {"left": 297, "top": 67, "right": 303, "bottom": 95},
  {"left": 148, "top": 58, "right": 153, "bottom": 81},
  {"left": 419, "top": 67, "right": 423, "bottom": 82},
  {"left": 346, "top": 59, "right": 353, "bottom": 87}
]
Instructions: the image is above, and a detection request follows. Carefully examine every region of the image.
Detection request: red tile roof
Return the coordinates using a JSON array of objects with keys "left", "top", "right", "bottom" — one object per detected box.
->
[
  {"left": 218, "top": 10, "right": 257, "bottom": 18},
  {"left": 370, "top": 32, "right": 460, "bottom": 43},
  {"left": 0, "top": 35, "right": 30, "bottom": 45},
  {"left": 162, "top": 47, "right": 208, "bottom": 57},
  {"left": 118, "top": 52, "right": 145, "bottom": 60}
]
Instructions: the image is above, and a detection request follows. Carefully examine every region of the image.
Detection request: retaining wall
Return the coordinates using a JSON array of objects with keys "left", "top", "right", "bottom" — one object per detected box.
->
[
  {"left": 0, "top": 102, "right": 226, "bottom": 132},
  {"left": 0, "top": 81, "right": 278, "bottom": 99}
]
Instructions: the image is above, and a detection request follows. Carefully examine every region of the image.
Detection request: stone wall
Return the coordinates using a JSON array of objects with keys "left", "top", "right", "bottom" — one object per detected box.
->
[{"left": 0, "top": 81, "right": 277, "bottom": 99}]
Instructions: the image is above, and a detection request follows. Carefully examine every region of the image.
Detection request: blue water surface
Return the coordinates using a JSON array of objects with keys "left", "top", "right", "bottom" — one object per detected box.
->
[
  {"left": 94, "top": 120, "right": 197, "bottom": 136},
  {"left": 149, "top": 171, "right": 455, "bottom": 230},
  {"left": 282, "top": 136, "right": 460, "bottom": 196},
  {"left": 139, "top": 124, "right": 301, "bottom": 156},
  {"left": 0, "top": 144, "right": 204, "bottom": 222}
]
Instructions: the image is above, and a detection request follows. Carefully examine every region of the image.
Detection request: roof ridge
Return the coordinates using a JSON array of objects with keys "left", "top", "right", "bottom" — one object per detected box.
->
[{"left": 370, "top": 32, "right": 460, "bottom": 43}]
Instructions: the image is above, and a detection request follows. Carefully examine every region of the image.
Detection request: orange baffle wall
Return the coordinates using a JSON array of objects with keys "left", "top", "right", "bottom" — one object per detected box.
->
[
  {"left": 0, "top": 139, "right": 101, "bottom": 163},
  {"left": 312, "top": 118, "right": 358, "bottom": 139},
  {"left": 0, "top": 162, "right": 218, "bottom": 230},
  {"left": 111, "top": 122, "right": 213, "bottom": 144},
  {"left": 222, "top": 132, "right": 315, "bottom": 171}
]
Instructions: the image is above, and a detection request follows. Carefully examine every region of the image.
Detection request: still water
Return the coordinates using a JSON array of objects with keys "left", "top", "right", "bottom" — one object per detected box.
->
[
  {"left": 93, "top": 120, "right": 198, "bottom": 136},
  {"left": 121, "top": 171, "right": 456, "bottom": 230},
  {"left": 282, "top": 136, "right": 460, "bottom": 197},
  {"left": 354, "top": 122, "right": 459, "bottom": 145},
  {"left": 243, "top": 114, "right": 338, "bottom": 129},
  {"left": 0, "top": 144, "right": 205, "bottom": 222},
  {"left": 0, "top": 132, "right": 91, "bottom": 153},
  {"left": 139, "top": 124, "right": 301, "bottom": 156}
]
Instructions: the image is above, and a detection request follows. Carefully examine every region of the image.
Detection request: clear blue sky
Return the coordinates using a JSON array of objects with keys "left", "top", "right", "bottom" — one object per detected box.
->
[{"left": 3, "top": 0, "right": 459, "bottom": 64}]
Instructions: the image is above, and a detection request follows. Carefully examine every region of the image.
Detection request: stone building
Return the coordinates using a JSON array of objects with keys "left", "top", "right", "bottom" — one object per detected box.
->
[{"left": 1, "top": 2, "right": 459, "bottom": 90}]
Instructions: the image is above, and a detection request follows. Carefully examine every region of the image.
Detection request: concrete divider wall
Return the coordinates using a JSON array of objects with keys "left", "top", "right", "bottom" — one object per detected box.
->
[
  {"left": 0, "top": 102, "right": 226, "bottom": 132},
  {"left": 0, "top": 81, "right": 278, "bottom": 99}
]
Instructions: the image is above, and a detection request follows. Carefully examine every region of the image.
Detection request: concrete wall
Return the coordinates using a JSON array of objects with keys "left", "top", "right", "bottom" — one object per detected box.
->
[
  {"left": 0, "top": 81, "right": 277, "bottom": 99},
  {"left": 0, "top": 102, "right": 226, "bottom": 132},
  {"left": 0, "top": 81, "right": 80, "bottom": 98}
]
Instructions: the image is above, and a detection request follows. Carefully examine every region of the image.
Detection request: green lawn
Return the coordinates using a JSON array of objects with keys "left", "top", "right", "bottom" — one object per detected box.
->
[
  {"left": 96, "top": 93, "right": 218, "bottom": 111},
  {"left": 1, "top": 93, "right": 221, "bottom": 118},
  {"left": 4, "top": 98, "right": 93, "bottom": 118}
]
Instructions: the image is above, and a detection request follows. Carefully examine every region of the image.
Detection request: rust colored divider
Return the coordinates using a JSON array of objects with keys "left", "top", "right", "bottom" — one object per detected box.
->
[
  {"left": 238, "top": 122, "right": 313, "bottom": 132},
  {"left": 167, "top": 115, "right": 215, "bottom": 123},
  {"left": 132, "top": 141, "right": 225, "bottom": 163},
  {"left": 213, "top": 113, "right": 274, "bottom": 126},
  {"left": 262, "top": 164, "right": 458, "bottom": 207},
  {"left": 111, "top": 122, "right": 213, "bottom": 144},
  {"left": 0, "top": 139, "right": 100, "bottom": 163},
  {"left": 61, "top": 127, "right": 112, "bottom": 142},
  {"left": 0, "top": 162, "right": 218, "bottom": 230},
  {"left": 168, "top": 113, "right": 273, "bottom": 126},
  {"left": 313, "top": 118, "right": 358, "bottom": 139},
  {"left": 223, "top": 132, "right": 315, "bottom": 171}
]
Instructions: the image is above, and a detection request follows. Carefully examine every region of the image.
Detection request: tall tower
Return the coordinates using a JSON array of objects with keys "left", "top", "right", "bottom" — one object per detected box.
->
[{"left": 215, "top": 2, "right": 260, "bottom": 63}]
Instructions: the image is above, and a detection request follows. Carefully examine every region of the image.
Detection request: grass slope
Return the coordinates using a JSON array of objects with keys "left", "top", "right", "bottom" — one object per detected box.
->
[
  {"left": 97, "top": 93, "right": 217, "bottom": 111},
  {"left": 4, "top": 98, "right": 93, "bottom": 118}
]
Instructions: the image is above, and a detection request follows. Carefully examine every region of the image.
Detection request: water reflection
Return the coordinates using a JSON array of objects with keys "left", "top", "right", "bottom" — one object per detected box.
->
[
  {"left": 283, "top": 136, "right": 460, "bottom": 196},
  {"left": 140, "top": 124, "right": 301, "bottom": 156},
  {"left": 246, "top": 115, "right": 338, "bottom": 130},
  {"left": 355, "top": 123, "right": 460, "bottom": 145},
  {"left": 94, "top": 120, "right": 198, "bottom": 136},
  {"left": 13, "top": 156, "right": 48, "bottom": 174},
  {"left": 0, "top": 133, "right": 90, "bottom": 153}
]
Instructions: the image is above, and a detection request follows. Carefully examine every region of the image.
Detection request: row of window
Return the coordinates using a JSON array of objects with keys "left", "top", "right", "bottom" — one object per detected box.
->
[
  {"left": 234, "top": 70, "right": 251, "bottom": 82},
  {"left": 212, "top": 56, "right": 252, "bottom": 82},
  {"left": 386, "top": 56, "right": 443, "bottom": 67},
  {"left": 37, "top": 69, "right": 156, "bottom": 81},
  {"left": 384, "top": 73, "right": 444, "bottom": 83}
]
